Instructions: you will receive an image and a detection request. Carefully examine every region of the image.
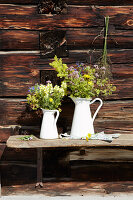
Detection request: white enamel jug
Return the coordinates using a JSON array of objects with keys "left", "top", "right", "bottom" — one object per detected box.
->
[
  {"left": 40, "top": 109, "right": 59, "bottom": 139},
  {"left": 70, "top": 97, "right": 103, "bottom": 139}
]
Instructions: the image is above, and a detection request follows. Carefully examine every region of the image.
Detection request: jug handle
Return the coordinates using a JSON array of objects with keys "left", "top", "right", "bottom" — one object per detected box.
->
[
  {"left": 90, "top": 98, "right": 103, "bottom": 122},
  {"left": 54, "top": 110, "right": 59, "bottom": 126}
]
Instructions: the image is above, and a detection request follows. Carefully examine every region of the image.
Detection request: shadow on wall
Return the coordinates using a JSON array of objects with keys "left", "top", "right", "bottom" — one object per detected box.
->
[
  {"left": 17, "top": 105, "right": 42, "bottom": 135},
  {"left": 17, "top": 100, "right": 74, "bottom": 136}
]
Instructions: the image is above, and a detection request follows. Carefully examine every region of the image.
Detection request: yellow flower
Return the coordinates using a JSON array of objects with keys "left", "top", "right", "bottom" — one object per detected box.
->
[
  {"left": 49, "top": 98, "right": 53, "bottom": 102},
  {"left": 88, "top": 81, "right": 93, "bottom": 86},
  {"left": 83, "top": 74, "right": 90, "bottom": 79},
  {"left": 88, "top": 133, "right": 92, "bottom": 138},
  {"left": 86, "top": 136, "right": 89, "bottom": 141},
  {"left": 86, "top": 133, "right": 92, "bottom": 141}
]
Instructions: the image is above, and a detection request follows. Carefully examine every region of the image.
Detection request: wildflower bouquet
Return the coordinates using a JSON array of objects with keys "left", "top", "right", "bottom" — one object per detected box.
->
[
  {"left": 27, "top": 81, "right": 67, "bottom": 111},
  {"left": 49, "top": 56, "right": 116, "bottom": 99}
]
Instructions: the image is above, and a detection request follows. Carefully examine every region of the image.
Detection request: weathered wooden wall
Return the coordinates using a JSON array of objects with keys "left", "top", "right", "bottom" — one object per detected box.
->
[{"left": 0, "top": 0, "right": 133, "bottom": 183}]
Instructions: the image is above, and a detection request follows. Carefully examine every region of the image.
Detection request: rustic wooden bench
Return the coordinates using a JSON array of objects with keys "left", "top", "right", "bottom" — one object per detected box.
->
[{"left": 4, "top": 134, "right": 133, "bottom": 193}]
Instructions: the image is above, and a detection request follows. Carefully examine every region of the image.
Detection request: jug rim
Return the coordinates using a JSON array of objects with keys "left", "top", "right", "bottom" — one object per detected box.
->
[
  {"left": 70, "top": 97, "right": 92, "bottom": 101},
  {"left": 41, "top": 108, "right": 58, "bottom": 112}
]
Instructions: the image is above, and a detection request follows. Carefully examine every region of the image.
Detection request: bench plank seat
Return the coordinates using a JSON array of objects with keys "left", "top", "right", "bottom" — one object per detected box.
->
[{"left": 6, "top": 134, "right": 133, "bottom": 149}]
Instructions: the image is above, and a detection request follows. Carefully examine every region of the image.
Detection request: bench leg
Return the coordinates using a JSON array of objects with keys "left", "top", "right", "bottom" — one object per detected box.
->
[
  {"left": 35, "top": 148, "right": 43, "bottom": 188},
  {"left": 0, "top": 144, "right": 6, "bottom": 197},
  {"left": 0, "top": 170, "right": 1, "bottom": 198}
]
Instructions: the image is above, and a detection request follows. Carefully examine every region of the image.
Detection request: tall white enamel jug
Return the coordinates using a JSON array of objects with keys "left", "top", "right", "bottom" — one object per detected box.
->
[
  {"left": 70, "top": 98, "right": 103, "bottom": 139},
  {"left": 40, "top": 109, "right": 59, "bottom": 139}
]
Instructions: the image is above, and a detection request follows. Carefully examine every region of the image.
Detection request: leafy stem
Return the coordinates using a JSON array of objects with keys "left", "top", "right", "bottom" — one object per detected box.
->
[{"left": 101, "top": 16, "right": 109, "bottom": 67}]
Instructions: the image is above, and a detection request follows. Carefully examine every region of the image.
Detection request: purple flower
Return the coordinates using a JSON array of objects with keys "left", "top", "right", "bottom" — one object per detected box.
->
[
  {"left": 101, "top": 66, "right": 106, "bottom": 70},
  {"left": 70, "top": 81, "right": 74, "bottom": 85},
  {"left": 76, "top": 62, "right": 80, "bottom": 67},
  {"left": 71, "top": 71, "right": 79, "bottom": 79},
  {"left": 46, "top": 80, "right": 51, "bottom": 84},
  {"left": 80, "top": 78, "right": 84, "bottom": 81},
  {"left": 76, "top": 62, "right": 85, "bottom": 68},
  {"left": 95, "top": 73, "right": 99, "bottom": 77},
  {"left": 29, "top": 86, "right": 35, "bottom": 91},
  {"left": 68, "top": 66, "right": 74, "bottom": 72}
]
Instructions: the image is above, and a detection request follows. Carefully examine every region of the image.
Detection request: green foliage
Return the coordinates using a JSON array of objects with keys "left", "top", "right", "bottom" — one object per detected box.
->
[
  {"left": 49, "top": 56, "right": 116, "bottom": 99},
  {"left": 49, "top": 55, "right": 68, "bottom": 78},
  {"left": 27, "top": 82, "right": 67, "bottom": 111},
  {"left": 19, "top": 135, "right": 35, "bottom": 141}
]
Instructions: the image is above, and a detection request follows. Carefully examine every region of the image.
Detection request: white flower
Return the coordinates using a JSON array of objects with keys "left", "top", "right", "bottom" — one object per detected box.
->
[{"left": 61, "top": 81, "right": 67, "bottom": 89}]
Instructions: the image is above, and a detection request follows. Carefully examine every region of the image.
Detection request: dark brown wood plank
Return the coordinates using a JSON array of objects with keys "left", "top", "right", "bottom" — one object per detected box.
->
[
  {"left": 0, "top": 53, "right": 82, "bottom": 97},
  {"left": 0, "top": 99, "right": 42, "bottom": 126},
  {"left": 70, "top": 49, "right": 133, "bottom": 64},
  {"left": 1, "top": 148, "right": 36, "bottom": 162},
  {"left": 0, "top": 144, "right": 6, "bottom": 159},
  {"left": 70, "top": 148, "right": 133, "bottom": 161},
  {"left": 93, "top": 100, "right": 133, "bottom": 133},
  {"left": 0, "top": 0, "right": 38, "bottom": 4},
  {"left": 112, "top": 64, "right": 133, "bottom": 78},
  {"left": 0, "top": 5, "right": 96, "bottom": 30},
  {"left": 67, "top": 29, "right": 133, "bottom": 50},
  {"left": 111, "top": 79, "right": 133, "bottom": 100},
  {"left": 68, "top": 0, "right": 133, "bottom": 6},
  {"left": 0, "top": 30, "right": 39, "bottom": 50},
  {"left": 0, "top": 126, "right": 16, "bottom": 142},
  {"left": 1, "top": 49, "right": 133, "bottom": 65},
  {"left": 97, "top": 100, "right": 133, "bottom": 121},
  {"left": 0, "top": 5, "right": 133, "bottom": 30},
  {"left": 0, "top": 53, "right": 40, "bottom": 96},
  {"left": 6, "top": 134, "right": 133, "bottom": 148},
  {"left": 1, "top": 29, "right": 133, "bottom": 50},
  {"left": 1, "top": 0, "right": 133, "bottom": 6},
  {"left": 0, "top": 5, "right": 37, "bottom": 15},
  {"left": 0, "top": 99, "right": 27, "bottom": 126},
  {"left": 0, "top": 52, "right": 64, "bottom": 96}
]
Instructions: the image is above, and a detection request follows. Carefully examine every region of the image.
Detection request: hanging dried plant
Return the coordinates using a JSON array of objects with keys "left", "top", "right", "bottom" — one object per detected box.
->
[{"left": 99, "top": 16, "right": 112, "bottom": 79}]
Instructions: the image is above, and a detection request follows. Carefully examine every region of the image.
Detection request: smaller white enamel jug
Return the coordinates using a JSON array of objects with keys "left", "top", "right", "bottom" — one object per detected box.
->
[
  {"left": 40, "top": 109, "right": 59, "bottom": 139},
  {"left": 70, "top": 98, "right": 103, "bottom": 139}
]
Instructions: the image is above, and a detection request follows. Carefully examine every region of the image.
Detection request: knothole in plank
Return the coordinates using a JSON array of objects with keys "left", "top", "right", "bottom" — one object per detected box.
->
[
  {"left": 38, "top": 0, "right": 67, "bottom": 14},
  {"left": 40, "top": 30, "right": 68, "bottom": 58}
]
